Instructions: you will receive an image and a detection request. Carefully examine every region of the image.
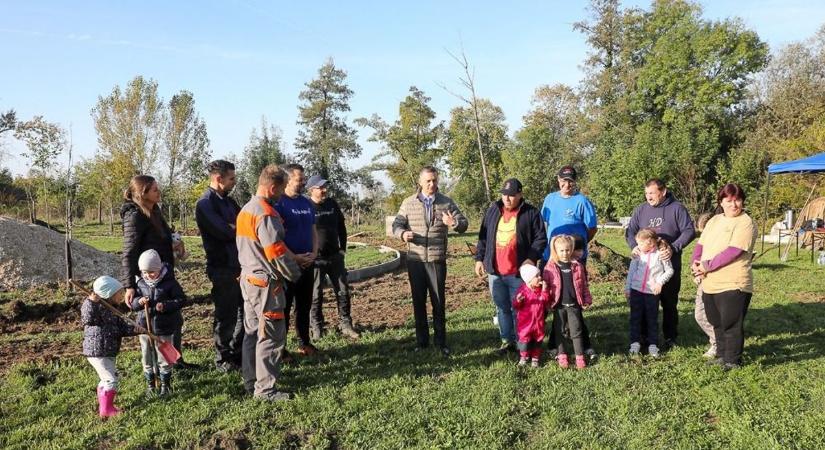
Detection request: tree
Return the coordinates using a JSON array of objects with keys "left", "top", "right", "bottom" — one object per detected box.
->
[
  {"left": 443, "top": 98, "right": 508, "bottom": 214},
  {"left": 236, "top": 118, "right": 286, "bottom": 204},
  {"left": 504, "top": 85, "right": 584, "bottom": 206},
  {"left": 0, "top": 110, "right": 16, "bottom": 166},
  {"left": 577, "top": 0, "right": 768, "bottom": 218},
  {"left": 14, "top": 116, "right": 66, "bottom": 222},
  {"left": 91, "top": 76, "right": 164, "bottom": 183},
  {"left": 356, "top": 86, "right": 444, "bottom": 211},
  {"left": 161, "top": 90, "right": 211, "bottom": 229},
  {"left": 725, "top": 24, "right": 825, "bottom": 221},
  {"left": 294, "top": 58, "right": 361, "bottom": 198}
]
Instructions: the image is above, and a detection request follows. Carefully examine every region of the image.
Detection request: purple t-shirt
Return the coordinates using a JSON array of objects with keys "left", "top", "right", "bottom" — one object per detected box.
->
[{"left": 275, "top": 194, "right": 316, "bottom": 254}]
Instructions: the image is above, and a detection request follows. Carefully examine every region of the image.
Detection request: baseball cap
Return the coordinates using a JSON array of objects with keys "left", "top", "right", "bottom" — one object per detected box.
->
[
  {"left": 557, "top": 166, "right": 577, "bottom": 181},
  {"left": 499, "top": 178, "right": 523, "bottom": 195},
  {"left": 306, "top": 175, "right": 328, "bottom": 190}
]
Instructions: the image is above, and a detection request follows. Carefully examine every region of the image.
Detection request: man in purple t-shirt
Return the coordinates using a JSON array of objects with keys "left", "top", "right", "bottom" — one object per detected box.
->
[{"left": 275, "top": 164, "right": 319, "bottom": 358}]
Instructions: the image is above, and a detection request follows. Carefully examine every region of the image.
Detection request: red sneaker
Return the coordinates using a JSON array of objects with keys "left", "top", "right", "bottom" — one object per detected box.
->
[
  {"left": 575, "top": 355, "right": 587, "bottom": 370},
  {"left": 557, "top": 354, "right": 569, "bottom": 369}
]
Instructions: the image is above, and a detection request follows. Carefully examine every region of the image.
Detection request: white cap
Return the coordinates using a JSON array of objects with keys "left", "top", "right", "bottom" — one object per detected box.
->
[
  {"left": 93, "top": 276, "right": 123, "bottom": 299},
  {"left": 138, "top": 249, "right": 162, "bottom": 272},
  {"left": 519, "top": 264, "right": 540, "bottom": 284}
]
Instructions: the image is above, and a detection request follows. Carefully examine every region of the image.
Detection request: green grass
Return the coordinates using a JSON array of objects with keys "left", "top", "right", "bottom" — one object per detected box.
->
[
  {"left": 344, "top": 244, "right": 396, "bottom": 269},
  {"left": 2, "top": 227, "right": 825, "bottom": 448}
]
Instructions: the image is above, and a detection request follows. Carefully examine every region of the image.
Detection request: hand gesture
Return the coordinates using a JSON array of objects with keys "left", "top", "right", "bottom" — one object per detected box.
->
[
  {"left": 401, "top": 231, "right": 414, "bottom": 243},
  {"left": 540, "top": 280, "right": 548, "bottom": 291},
  {"left": 442, "top": 210, "right": 456, "bottom": 227},
  {"left": 474, "top": 261, "right": 486, "bottom": 278},
  {"left": 138, "top": 297, "right": 149, "bottom": 306},
  {"left": 515, "top": 293, "right": 525, "bottom": 304},
  {"left": 651, "top": 284, "right": 662, "bottom": 295},
  {"left": 135, "top": 326, "right": 148, "bottom": 334},
  {"left": 659, "top": 246, "right": 673, "bottom": 261},
  {"left": 630, "top": 246, "right": 641, "bottom": 259}
]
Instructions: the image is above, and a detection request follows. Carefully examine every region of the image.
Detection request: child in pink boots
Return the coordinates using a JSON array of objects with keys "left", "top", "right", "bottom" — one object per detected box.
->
[
  {"left": 81, "top": 276, "right": 144, "bottom": 418},
  {"left": 544, "top": 235, "right": 593, "bottom": 369},
  {"left": 513, "top": 264, "right": 551, "bottom": 367}
]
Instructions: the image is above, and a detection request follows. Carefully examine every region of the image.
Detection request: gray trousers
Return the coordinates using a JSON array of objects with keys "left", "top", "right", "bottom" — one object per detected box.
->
[
  {"left": 240, "top": 275, "right": 287, "bottom": 397},
  {"left": 694, "top": 285, "right": 716, "bottom": 346}
]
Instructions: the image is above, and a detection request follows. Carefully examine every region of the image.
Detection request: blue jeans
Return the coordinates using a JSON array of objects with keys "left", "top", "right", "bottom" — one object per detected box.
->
[{"left": 488, "top": 274, "right": 523, "bottom": 344}]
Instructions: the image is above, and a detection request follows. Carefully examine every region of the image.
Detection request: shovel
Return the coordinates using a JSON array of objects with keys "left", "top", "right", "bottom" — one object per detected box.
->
[{"left": 70, "top": 279, "right": 181, "bottom": 364}]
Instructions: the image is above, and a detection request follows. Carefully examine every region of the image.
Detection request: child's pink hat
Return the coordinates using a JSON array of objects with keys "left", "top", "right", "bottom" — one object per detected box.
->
[{"left": 519, "top": 264, "right": 540, "bottom": 284}]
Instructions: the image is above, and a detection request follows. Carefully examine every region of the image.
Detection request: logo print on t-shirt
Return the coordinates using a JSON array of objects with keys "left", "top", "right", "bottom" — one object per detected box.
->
[{"left": 648, "top": 217, "right": 663, "bottom": 227}]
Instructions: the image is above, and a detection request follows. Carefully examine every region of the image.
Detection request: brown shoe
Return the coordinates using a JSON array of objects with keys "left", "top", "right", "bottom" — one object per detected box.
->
[{"left": 296, "top": 344, "right": 319, "bottom": 356}]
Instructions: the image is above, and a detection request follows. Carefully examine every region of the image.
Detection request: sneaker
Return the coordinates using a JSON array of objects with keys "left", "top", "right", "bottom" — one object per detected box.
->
[
  {"left": 663, "top": 338, "right": 677, "bottom": 351},
  {"left": 439, "top": 346, "right": 452, "bottom": 358},
  {"left": 702, "top": 344, "right": 717, "bottom": 359},
  {"left": 339, "top": 324, "right": 361, "bottom": 339},
  {"left": 648, "top": 345, "right": 660, "bottom": 358},
  {"left": 255, "top": 391, "right": 291, "bottom": 402},
  {"left": 705, "top": 357, "right": 725, "bottom": 367},
  {"left": 309, "top": 326, "right": 324, "bottom": 341},
  {"left": 585, "top": 348, "right": 598, "bottom": 363},
  {"left": 531, "top": 358, "right": 540, "bottom": 368},
  {"left": 575, "top": 355, "right": 586, "bottom": 369},
  {"left": 629, "top": 342, "right": 641, "bottom": 355},
  {"left": 546, "top": 348, "right": 558, "bottom": 359},
  {"left": 557, "top": 354, "right": 569, "bottom": 369},
  {"left": 722, "top": 362, "right": 741, "bottom": 371},
  {"left": 280, "top": 348, "right": 294, "bottom": 364},
  {"left": 497, "top": 342, "right": 516, "bottom": 356},
  {"left": 296, "top": 344, "right": 319, "bottom": 356},
  {"left": 518, "top": 357, "right": 528, "bottom": 367}
]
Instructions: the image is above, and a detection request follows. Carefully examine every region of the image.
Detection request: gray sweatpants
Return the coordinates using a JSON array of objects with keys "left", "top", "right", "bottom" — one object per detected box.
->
[
  {"left": 241, "top": 275, "right": 287, "bottom": 398},
  {"left": 693, "top": 285, "right": 716, "bottom": 346}
]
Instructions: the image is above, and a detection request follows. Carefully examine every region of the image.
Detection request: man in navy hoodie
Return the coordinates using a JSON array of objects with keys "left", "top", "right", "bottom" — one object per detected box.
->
[{"left": 625, "top": 178, "right": 695, "bottom": 349}]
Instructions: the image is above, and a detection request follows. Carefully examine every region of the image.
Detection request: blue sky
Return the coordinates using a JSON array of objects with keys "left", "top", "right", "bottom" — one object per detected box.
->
[{"left": 1, "top": 0, "right": 824, "bottom": 179}]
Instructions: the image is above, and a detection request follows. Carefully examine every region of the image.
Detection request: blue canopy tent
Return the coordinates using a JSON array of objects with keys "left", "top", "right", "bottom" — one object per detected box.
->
[{"left": 761, "top": 152, "right": 825, "bottom": 254}]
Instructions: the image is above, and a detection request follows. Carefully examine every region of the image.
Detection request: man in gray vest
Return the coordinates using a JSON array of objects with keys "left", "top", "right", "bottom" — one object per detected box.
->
[{"left": 392, "top": 166, "right": 468, "bottom": 357}]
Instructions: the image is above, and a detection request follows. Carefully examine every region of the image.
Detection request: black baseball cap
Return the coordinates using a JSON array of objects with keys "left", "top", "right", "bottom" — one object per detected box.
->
[
  {"left": 557, "top": 166, "right": 577, "bottom": 181},
  {"left": 500, "top": 178, "right": 523, "bottom": 195}
]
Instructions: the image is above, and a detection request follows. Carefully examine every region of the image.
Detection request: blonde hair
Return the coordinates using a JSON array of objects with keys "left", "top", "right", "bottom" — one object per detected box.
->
[
  {"left": 635, "top": 227, "right": 658, "bottom": 243},
  {"left": 696, "top": 212, "right": 713, "bottom": 232},
  {"left": 550, "top": 235, "right": 575, "bottom": 262}
]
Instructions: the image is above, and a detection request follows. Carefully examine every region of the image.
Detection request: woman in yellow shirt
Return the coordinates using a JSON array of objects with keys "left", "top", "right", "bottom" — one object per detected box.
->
[{"left": 690, "top": 183, "right": 756, "bottom": 370}]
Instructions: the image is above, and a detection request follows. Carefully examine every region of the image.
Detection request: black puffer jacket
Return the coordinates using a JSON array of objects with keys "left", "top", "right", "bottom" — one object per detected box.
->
[
  {"left": 120, "top": 201, "right": 174, "bottom": 289},
  {"left": 130, "top": 265, "right": 186, "bottom": 336}
]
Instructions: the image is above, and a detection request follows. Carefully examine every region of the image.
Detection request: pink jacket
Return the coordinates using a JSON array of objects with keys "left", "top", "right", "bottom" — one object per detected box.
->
[
  {"left": 542, "top": 260, "right": 593, "bottom": 309},
  {"left": 513, "top": 283, "right": 551, "bottom": 340}
]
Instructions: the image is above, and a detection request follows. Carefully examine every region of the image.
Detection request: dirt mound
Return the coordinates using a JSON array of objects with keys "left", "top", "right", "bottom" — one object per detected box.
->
[
  {"left": 587, "top": 240, "right": 630, "bottom": 282},
  {"left": 0, "top": 216, "right": 120, "bottom": 290}
]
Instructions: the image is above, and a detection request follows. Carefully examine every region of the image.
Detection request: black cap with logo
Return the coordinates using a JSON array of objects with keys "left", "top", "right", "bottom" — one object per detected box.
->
[
  {"left": 557, "top": 166, "right": 577, "bottom": 181},
  {"left": 500, "top": 178, "right": 523, "bottom": 195}
]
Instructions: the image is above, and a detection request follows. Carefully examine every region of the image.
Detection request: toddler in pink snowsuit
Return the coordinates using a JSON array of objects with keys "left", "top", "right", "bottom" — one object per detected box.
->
[{"left": 513, "top": 264, "right": 550, "bottom": 367}]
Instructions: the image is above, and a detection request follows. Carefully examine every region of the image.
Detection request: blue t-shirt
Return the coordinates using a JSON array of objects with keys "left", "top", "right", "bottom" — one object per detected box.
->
[
  {"left": 275, "top": 194, "right": 316, "bottom": 254},
  {"left": 541, "top": 191, "right": 597, "bottom": 260}
]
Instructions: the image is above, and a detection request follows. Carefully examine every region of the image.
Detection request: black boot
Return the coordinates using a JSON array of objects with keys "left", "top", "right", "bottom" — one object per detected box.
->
[
  {"left": 144, "top": 372, "right": 156, "bottom": 398},
  {"left": 159, "top": 372, "right": 172, "bottom": 397}
]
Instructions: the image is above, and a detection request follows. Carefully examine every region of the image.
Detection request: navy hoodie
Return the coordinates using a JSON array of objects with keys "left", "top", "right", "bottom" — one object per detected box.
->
[{"left": 625, "top": 192, "right": 695, "bottom": 270}]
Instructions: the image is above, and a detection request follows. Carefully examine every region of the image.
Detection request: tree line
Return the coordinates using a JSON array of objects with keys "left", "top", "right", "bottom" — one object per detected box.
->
[{"left": 1, "top": 0, "right": 823, "bottom": 231}]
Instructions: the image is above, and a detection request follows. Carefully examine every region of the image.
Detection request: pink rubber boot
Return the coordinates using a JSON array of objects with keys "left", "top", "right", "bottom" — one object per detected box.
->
[
  {"left": 557, "top": 354, "right": 569, "bottom": 369},
  {"left": 99, "top": 389, "right": 121, "bottom": 417},
  {"left": 575, "top": 355, "right": 587, "bottom": 369},
  {"left": 96, "top": 386, "right": 104, "bottom": 416}
]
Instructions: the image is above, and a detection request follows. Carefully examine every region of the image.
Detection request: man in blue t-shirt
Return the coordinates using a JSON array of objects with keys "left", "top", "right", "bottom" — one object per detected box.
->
[
  {"left": 540, "top": 165, "right": 598, "bottom": 360},
  {"left": 541, "top": 166, "right": 598, "bottom": 262},
  {"left": 275, "top": 164, "right": 318, "bottom": 358}
]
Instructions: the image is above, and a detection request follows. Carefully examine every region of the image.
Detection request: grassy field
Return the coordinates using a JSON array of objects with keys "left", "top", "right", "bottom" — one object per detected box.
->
[{"left": 1, "top": 227, "right": 824, "bottom": 449}]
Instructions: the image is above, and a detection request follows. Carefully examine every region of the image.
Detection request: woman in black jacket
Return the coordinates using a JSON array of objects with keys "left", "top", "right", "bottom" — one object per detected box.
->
[{"left": 120, "top": 175, "right": 191, "bottom": 366}]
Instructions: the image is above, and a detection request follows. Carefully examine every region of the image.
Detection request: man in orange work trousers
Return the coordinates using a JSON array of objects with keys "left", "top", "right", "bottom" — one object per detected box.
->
[{"left": 236, "top": 164, "right": 302, "bottom": 401}]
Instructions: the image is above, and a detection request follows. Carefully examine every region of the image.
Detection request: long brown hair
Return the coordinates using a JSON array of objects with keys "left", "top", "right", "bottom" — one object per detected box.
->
[{"left": 125, "top": 175, "right": 163, "bottom": 232}]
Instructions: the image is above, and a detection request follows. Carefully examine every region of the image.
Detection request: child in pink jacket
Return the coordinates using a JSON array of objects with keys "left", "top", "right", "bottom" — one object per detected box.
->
[
  {"left": 513, "top": 264, "right": 551, "bottom": 367},
  {"left": 543, "top": 235, "right": 593, "bottom": 369}
]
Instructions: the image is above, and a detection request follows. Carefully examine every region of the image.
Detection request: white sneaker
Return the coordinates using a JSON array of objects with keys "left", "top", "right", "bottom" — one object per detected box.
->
[
  {"left": 517, "top": 357, "right": 528, "bottom": 367},
  {"left": 648, "top": 345, "right": 660, "bottom": 358},
  {"left": 492, "top": 315, "right": 499, "bottom": 326},
  {"left": 629, "top": 342, "right": 641, "bottom": 355},
  {"left": 703, "top": 344, "right": 717, "bottom": 359}
]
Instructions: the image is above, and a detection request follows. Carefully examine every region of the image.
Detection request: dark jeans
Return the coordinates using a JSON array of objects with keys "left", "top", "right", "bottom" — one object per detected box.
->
[
  {"left": 310, "top": 253, "right": 353, "bottom": 329},
  {"left": 407, "top": 260, "right": 448, "bottom": 348},
  {"left": 284, "top": 266, "right": 315, "bottom": 347},
  {"left": 553, "top": 305, "right": 585, "bottom": 356},
  {"left": 629, "top": 290, "right": 659, "bottom": 346},
  {"left": 702, "top": 289, "right": 752, "bottom": 365},
  {"left": 208, "top": 266, "right": 244, "bottom": 365}
]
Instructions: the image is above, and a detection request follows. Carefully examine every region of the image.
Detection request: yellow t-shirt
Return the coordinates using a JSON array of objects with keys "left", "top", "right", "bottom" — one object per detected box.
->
[{"left": 698, "top": 213, "right": 757, "bottom": 294}]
